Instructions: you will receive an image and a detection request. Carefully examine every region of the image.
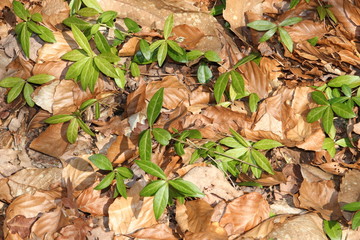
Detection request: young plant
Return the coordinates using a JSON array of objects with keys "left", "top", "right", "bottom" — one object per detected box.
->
[
  {"left": 247, "top": 17, "right": 302, "bottom": 52},
  {"left": 323, "top": 220, "right": 342, "bottom": 240},
  {"left": 138, "top": 88, "right": 172, "bottom": 161},
  {"left": 307, "top": 75, "right": 360, "bottom": 137},
  {"left": 342, "top": 201, "right": 360, "bottom": 230},
  {"left": 44, "top": 98, "right": 100, "bottom": 143},
  {"left": 196, "top": 50, "right": 222, "bottom": 83},
  {"left": 89, "top": 154, "right": 134, "bottom": 198},
  {"left": 191, "top": 129, "right": 282, "bottom": 178},
  {"left": 12, "top": 0, "right": 56, "bottom": 57},
  {"left": 61, "top": 25, "right": 123, "bottom": 92},
  {"left": 68, "top": 0, "right": 104, "bottom": 16},
  {"left": 290, "top": 0, "right": 310, "bottom": 9},
  {"left": 0, "top": 74, "right": 55, "bottom": 107},
  {"left": 317, "top": 4, "right": 337, "bottom": 23},
  {"left": 135, "top": 159, "right": 204, "bottom": 219},
  {"left": 147, "top": 14, "right": 184, "bottom": 66}
]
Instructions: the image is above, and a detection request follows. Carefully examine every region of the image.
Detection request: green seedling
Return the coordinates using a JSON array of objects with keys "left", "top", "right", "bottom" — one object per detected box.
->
[
  {"left": 342, "top": 202, "right": 360, "bottom": 230},
  {"left": 323, "top": 220, "right": 342, "bottom": 240}
]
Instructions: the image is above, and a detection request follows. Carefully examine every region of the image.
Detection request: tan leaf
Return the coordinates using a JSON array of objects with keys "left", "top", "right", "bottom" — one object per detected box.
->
[
  {"left": 33, "top": 61, "right": 69, "bottom": 80},
  {"left": 267, "top": 213, "right": 327, "bottom": 240},
  {"left": 118, "top": 37, "right": 140, "bottom": 56},
  {"left": 298, "top": 179, "right": 342, "bottom": 220},
  {"left": 32, "top": 80, "right": 60, "bottom": 113},
  {"left": 108, "top": 180, "right": 157, "bottom": 235},
  {"left": 285, "top": 20, "right": 328, "bottom": 43},
  {"left": 328, "top": 0, "right": 357, "bottom": 39},
  {"left": 6, "top": 215, "right": 37, "bottom": 239},
  {"left": 130, "top": 224, "right": 177, "bottom": 240},
  {"left": 338, "top": 170, "right": 360, "bottom": 221},
  {"left": 56, "top": 218, "right": 91, "bottom": 240},
  {"left": 219, "top": 192, "right": 270, "bottom": 235},
  {"left": 185, "top": 222, "right": 228, "bottom": 240},
  {"left": 107, "top": 135, "right": 137, "bottom": 164},
  {"left": 171, "top": 24, "right": 205, "bottom": 50},
  {"left": 40, "top": 0, "right": 70, "bottom": 31},
  {"left": 29, "top": 123, "right": 69, "bottom": 158},
  {"left": 319, "top": 162, "right": 347, "bottom": 176}
]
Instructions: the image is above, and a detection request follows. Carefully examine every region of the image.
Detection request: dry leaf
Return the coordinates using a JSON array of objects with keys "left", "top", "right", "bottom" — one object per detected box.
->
[
  {"left": 171, "top": 24, "right": 205, "bottom": 50},
  {"left": 130, "top": 224, "right": 177, "bottom": 240},
  {"left": 338, "top": 170, "right": 360, "bottom": 221}
]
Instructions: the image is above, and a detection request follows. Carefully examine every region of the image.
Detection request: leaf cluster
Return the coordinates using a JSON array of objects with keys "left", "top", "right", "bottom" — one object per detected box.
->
[
  {"left": 135, "top": 160, "right": 204, "bottom": 219},
  {"left": 44, "top": 98, "right": 100, "bottom": 143},
  {"left": 0, "top": 74, "right": 55, "bottom": 107},
  {"left": 89, "top": 154, "right": 134, "bottom": 198},
  {"left": 13, "top": 0, "right": 56, "bottom": 57},
  {"left": 247, "top": 17, "right": 302, "bottom": 52}
]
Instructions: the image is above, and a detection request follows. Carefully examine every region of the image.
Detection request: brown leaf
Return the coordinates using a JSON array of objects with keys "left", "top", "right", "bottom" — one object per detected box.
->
[
  {"left": 319, "top": 162, "right": 347, "bottom": 176},
  {"left": 298, "top": 179, "right": 342, "bottom": 220},
  {"left": 338, "top": 170, "right": 360, "bottom": 221},
  {"left": 328, "top": 0, "right": 357, "bottom": 39},
  {"left": 171, "top": 24, "right": 205, "bottom": 50},
  {"left": 118, "top": 37, "right": 140, "bottom": 56},
  {"left": 285, "top": 20, "right": 328, "bottom": 43},
  {"left": 219, "top": 192, "right": 270, "bottom": 235},
  {"left": 56, "top": 218, "right": 91, "bottom": 240},
  {"left": 7, "top": 215, "right": 37, "bottom": 239},
  {"left": 184, "top": 222, "right": 228, "bottom": 240},
  {"left": 107, "top": 134, "right": 137, "bottom": 164},
  {"left": 130, "top": 224, "right": 178, "bottom": 240},
  {"left": 40, "top": 0, "right": 70, "bottom": 31},
  {"left": 33, "top": 61, "right": 69, "bottom": 81},
  {"left": 108, "top": 180, "right": 157, "bottom": 235},
  {"left": 32, "top": 80, "right": 60, "bottom": 113}
]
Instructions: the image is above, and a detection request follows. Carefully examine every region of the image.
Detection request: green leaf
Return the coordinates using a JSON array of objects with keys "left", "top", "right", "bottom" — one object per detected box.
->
[
  {"left": 71, "top": 24, "right": 93, "bottom": 56},
  {"left": 80, "top": 99, "right": 97, "bottom": 110},
  {"left": 290, "top": 0, "right": 300, "bottom": 9},
  {"left": 124, "top": 17, "right": 141, "bottom": 33},
  {"left": 7, "top": 81, "right": 25, "bottom": 103},
  {"left": 197, "top": 62, "right": 212, "bottom": 84},
  {"left": 169, "top": 179, "right": 204, "bottom": 198},
  {"left": 204, "top": 50, "right": 221, "bottom": 62},
  {"left": 342, "top": 202, "right": 360, "bottom": 211},
  {"left": 89, "top": 154, "right": 113, "bottom": 171},
  {"left": 27, "top": 74, "right": 55, "bottom": 84},
  {"left": 94, "top": 31, "right": 111, "bottom": 53},
  {"left": 116, "top": 167, "right": 133, "bottom": 179},
  {"left": 157, "top": 41, "right": 168, "bottom": 66},
  {"left": 230, "top": 70, "right": 245, "bottom": 96},
  {"left": 251, "top": 149, "right": 274, "bottom": 174},
  {"left": 322, "top": 106, "right": 334, "bottom": 134},
  {"left": 233, "top": 52, "right": 260, "bottom": 69},
  {"left": 13, "top": 0, "right": 30, "bottom": 20},
  {"left": 140, "top": 180, "right": 166, "bottom": 196},
  {"left": 139, "top": 39, "right": 151, "bottom": 60},
  {"left": 174, "top": 142, "right": 185, "bottom": 156},
  {"left": 152, "top": 128, "right": 171, "bottom": 146},
  {"left": 63, "top": 16, "right": 92, "bottom": 31},
  {"left": 168, "top": 47, "right": 187, "bottom": 63},
  {"left": 259, "top": 27, "right": 277, "bottom": 42},
  {"left": 214, "top": 72, "right": 230, "bottom": 103},
  {"left": 166, "top": 40, "right": 182, "bottom": 54},
  {"left": 62, "top": 49, "right": 88, "bottom": 62},
  {"left": 222, "top": 148, "right": 248, "bottom": 159},
  {"left": 187, "top": 50, "right": 204, "bottom": 61},
  {"left": 77, "top": 118, "right": 95, "bottom": 136},
  {"left": 94, "top": 55, "right": 118, "bottom": 78},
  {"left": 135, "top": 160, "right": 167, "bottom": 180},
  {"left": 219, "top": 137, "right": 243, "bottom": 148},
  {"left": 97, "top": 52, "right": 120, "bottom": 63},
  {"left": 37, "top": 25, "right": 56, "bottom": 43},
  {"left": 94, "top": 172, "right": 115, "bottom": 190},
  {"left": 66, "top": 118, "right": 79, "bottom": 143},
  {"left": 163, "top": 14, "right": 174, "bottom": 39},
  {"left": 149, "top": 40, "right": 165, "bottom": 52},
  {"left": 279, "top": 17, "right": 302, "bottom": 27},
  {"left": 323, "top": 220, "right": 342, "bottom": 240},
  {"left": 230, "top": 128, "right": 250, "bottom": 147},
  {"left": 0, "top": 77, "right": 24, "bottom": 88},
  {"left": 323, "top": 138, "right": 336, "bottom": 158},
  {"left": 335, "top": 138, "right": 354, "bottom": 148},
  {"left": 80, "top": 58, "right": 99, "bottom": 92},
  {"left": 247, "top": 20, "right": 277, "bottom": 31},
  {"left": 249, "top": 93, "right": 260, "bottom": 112},
  {"left": 95, "top": 102, "right": 100, "bottom": 119},
  {"left": 326, "top": 8, "right": 337, "bottom": 23},
  {"left": 328, "top": 75, "right": 360, "bottom": 88},
  {"left": 153, "top": 183, "right": 169, "bottom": 220},
  {"left": 306, "top": 105, "right": 328, "bottom": 123},
  {"left": 352, "top": 212, "right": 360, "bottom": 230},
  {"left": 253, "top": 139, "right": 283, "bottom": 150},
  {"left": 139, "top": 129, "right": 152, "bottom": 161},
  {"left": 278, "top": 27, "right": 294, "bottom": 52},
  {"left": 130, "top": 62, "right": 140, "bottom": 77},
  {"left": 341, "top": 85, "right": 352, "bottom": 97},
  {"left": 31, "top": 13, "right": 43, "bottom": 22},
  {"left": 65, "top": 57, "right": 90, "bottom": 79},
  {"left": 69, "top": 0, "right": 82, "bottom": 15},
  {"left": 23, "top": 83, "right": 34, "bottom": 107},
  {"left": 26, "top": 21, "right": 42, "bottom": 34},
  {"left": 331, "top": 103, "right": 356, "bottom": 118},
  {"left": 98, "top": 11, "right": 117, "bottom": 23},
  {"left": 19, "top": 24, "right": 31, "bottom": 58},
  {"left": 311, "top": 91, "right": 329, "bottom": 105},
  {"left": 114, "top": 68, "right": 126, "bottom": 88},
  {"left": 307, "top": 36, "right": 318, "bottom": 46},
  {"left": 317, "top": 6, "right": 327, "bottom": 21},
  {"left": 115, "top": 174, "right": 127, "bottom": 198},
  {"left": 44, "top": 114, "right": 74, "bottom": 124},
  {"left": 186, "top": 129, "right": 202, "bottom": 139},
  {"left": 147, "top": 87, "right": 164, "bottom": 127},
  {"left": 77, "top": 7, "right": 99, "bottom": 17},
  {"left": 82, "top": 0, "right": 103, "bottom": 13}
]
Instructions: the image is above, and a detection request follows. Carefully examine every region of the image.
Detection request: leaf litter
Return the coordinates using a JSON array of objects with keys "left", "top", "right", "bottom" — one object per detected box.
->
[{"left": 1, "top": 0, "right": 360, "bottom": 239}]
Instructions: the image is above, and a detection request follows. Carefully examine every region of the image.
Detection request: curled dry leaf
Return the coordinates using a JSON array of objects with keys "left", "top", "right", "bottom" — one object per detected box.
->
[
  {"left": 130, "top": 224, "right": 178, "bottom": 240},
  {"left": 328, "top": 0, "right": 358, "bottom": 39},
  {"left": 108, "top": 180, "right": 157, "bottom": 235},
  {"left": 319, "top": 162, "right": 347, "bottom": 176},
  {"left": 107, "top": 134, "right": 137, "bottom": 164},
  {"left": 6, "top": 215, "right": 37, "bottom": 239},
  {"left": 118, "top": 37, "right": 140, "bottom": 56},
  {"left": 0, "top": 168, "right": 62, "bottom": 203},
  {"left": 219, "top": 192, "right": 270, "bottom": 235},
  {"left": 32, "top": 80, "right": 60, "bottom": 113},
  {"left": 171, "top": 24, "right": 205, "bottom": 50},
  {"left": 297, "top": 179, "right": 342, "bottom": 220}
]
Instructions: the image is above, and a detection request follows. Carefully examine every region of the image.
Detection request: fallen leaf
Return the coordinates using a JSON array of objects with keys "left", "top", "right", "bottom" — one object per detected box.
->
[
  {"left": 338, "top": 170, "right": 360, "bottom": 221},
  {"left": 130, "top": 223, "right": 178, "bottom": 240}
]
